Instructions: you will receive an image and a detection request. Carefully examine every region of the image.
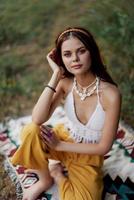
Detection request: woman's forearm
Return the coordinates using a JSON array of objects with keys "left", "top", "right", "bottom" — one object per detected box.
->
[
  {"left": 57, "top": 141, "right": 109, "bottom": 156},
  {"left": 32, "top": 71, "right": 60, "bottom": 125}
]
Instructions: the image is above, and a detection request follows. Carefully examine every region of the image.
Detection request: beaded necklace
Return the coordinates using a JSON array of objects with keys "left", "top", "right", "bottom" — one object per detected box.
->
[{"left": 73, "top": 77, "right": 99, "bottom": 101}]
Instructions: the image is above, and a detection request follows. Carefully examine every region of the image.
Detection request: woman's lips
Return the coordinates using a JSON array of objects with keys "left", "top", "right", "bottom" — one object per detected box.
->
[{"left": 71, "top": 64, "right": 82, "bottom": 69}]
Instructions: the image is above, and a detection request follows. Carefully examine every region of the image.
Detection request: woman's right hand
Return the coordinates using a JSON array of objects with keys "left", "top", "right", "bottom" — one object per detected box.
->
[{"left": 46, "top": 49, "right": 65, "bottom": 78}]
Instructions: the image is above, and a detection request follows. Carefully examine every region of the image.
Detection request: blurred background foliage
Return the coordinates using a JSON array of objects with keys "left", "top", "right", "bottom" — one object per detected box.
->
[{"left": 0, "top": 0, "right": 134, "bottom": 128}]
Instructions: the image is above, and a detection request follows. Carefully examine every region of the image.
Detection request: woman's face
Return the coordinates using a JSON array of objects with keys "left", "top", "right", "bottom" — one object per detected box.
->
[{"left": 61, "top": 36, "right": 91, "bottom": 76}]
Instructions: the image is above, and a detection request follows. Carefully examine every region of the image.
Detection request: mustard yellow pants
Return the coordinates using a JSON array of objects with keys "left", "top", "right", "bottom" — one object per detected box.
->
[{"left": 11, "top": 122, "right": 104, "bottom": 200}]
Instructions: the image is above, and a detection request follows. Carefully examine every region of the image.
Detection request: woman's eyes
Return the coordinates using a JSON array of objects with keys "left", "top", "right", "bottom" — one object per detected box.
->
[
  {"left": 63, "top": 49, "right": 86, "bottom": 57},
  {"left": 64, "top": 53, "right": 71, "bottom": 57},
  {"left": 79, "top": 49, "right": 86, "bottom": 54}
]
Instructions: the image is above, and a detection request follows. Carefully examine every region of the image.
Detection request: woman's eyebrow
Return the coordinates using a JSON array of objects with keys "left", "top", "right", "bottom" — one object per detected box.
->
[{"left": 63, "top": 46, "right": 85, "bottom": 53}]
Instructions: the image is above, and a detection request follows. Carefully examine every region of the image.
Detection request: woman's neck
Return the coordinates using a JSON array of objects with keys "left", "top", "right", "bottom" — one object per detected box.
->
[{"left": 75, "top": 73, "right": 96, "bottom": 88}]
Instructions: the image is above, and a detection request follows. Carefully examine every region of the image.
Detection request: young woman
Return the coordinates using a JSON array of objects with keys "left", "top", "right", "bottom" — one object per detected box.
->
[{"left": 11, "top": 27, "right": 121, "bottom": 200}]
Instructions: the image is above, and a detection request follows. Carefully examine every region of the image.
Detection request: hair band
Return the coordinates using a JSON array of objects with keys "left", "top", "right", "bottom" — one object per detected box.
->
[{"left": 58, "top": 28, "right": 89, "bottom": 41}]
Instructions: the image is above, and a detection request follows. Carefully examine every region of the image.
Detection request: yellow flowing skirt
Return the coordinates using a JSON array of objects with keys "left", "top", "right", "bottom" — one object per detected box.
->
[{"left": 11, "top": 122, "right": 104, "bottom": 200}]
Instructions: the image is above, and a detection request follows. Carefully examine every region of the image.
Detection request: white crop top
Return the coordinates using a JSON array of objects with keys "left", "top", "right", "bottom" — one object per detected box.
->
[{"left": 64, "top": 78, "right": 105, "bottom": 143}]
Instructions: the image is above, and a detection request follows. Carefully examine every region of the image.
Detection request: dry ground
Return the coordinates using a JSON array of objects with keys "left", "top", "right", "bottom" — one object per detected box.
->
[{"left": 0, "top": 154, "right": 17, "bottom": 200}]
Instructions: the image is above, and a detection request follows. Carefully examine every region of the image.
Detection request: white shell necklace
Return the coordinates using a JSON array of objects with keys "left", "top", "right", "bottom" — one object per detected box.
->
[{"left": 73, "top": 76, "right": 99, "bottom": 101}]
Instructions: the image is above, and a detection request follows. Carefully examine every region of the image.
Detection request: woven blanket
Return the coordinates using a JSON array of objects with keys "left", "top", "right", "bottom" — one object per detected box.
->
[{"left": 0, "top": 107, "right": 134, "bottom": 200}]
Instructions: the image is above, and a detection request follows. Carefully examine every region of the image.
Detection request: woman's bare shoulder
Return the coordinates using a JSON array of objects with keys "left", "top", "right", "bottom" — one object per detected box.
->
[
  {"left": 99, "top": 80, "right": 121, "bottom": 108},
  {"left": 60, "top": 77, "right": 74, "bottom": 95}
]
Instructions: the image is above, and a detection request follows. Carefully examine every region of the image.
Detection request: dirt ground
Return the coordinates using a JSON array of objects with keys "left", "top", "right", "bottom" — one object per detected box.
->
[{"left": 0, "top": 154, "right": 17, "bottom": 200}]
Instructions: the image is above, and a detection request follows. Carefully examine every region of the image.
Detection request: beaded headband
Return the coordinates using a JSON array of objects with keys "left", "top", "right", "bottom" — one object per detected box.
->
[{"left": 57, "top": 28, "right": 89, "bottom": 42}]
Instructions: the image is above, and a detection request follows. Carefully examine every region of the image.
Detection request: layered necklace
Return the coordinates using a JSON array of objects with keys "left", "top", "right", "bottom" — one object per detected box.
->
[{"left": 73, "top": 76, "right": 99, "bottom": 101}]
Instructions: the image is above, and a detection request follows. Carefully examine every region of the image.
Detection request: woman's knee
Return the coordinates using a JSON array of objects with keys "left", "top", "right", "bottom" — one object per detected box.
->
[{"left": 20, "top": 122, "right": 40, "bottom": 140}]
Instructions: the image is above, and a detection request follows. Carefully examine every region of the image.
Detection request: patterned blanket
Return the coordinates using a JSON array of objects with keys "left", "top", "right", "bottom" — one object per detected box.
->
[{"left": 0, "top": 107, "right": 134, "bottom": 200}]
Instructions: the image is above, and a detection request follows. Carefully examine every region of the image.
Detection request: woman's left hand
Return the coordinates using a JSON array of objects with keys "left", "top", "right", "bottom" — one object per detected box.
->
[{"left": 40, "top": 125, "right": 61, "bottom": 150}]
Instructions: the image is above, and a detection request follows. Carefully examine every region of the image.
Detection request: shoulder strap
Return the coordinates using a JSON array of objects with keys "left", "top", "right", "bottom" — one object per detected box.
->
[{"left": 96, "top": 77, "right": 100, "bottom": 102}]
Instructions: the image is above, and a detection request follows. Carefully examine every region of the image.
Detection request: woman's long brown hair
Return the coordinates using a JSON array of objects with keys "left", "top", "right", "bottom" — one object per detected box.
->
[{"left": 54, "top": 27, "right": 117, "bottom": 86}]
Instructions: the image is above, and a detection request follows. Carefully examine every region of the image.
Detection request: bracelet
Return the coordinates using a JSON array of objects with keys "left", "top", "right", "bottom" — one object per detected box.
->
[{"left": 45, "top": 85, "right": 56, "bottom": 93}]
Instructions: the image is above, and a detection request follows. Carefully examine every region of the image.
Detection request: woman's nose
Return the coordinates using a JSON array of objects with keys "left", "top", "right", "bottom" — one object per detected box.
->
[{"left": 72, "top": 53, "right": 79, "bottom": 62}]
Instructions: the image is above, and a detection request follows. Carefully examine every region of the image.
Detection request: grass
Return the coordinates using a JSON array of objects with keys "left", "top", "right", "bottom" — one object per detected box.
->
[{"left": 0, "top": 0, "right": 133, "bottom": 127}]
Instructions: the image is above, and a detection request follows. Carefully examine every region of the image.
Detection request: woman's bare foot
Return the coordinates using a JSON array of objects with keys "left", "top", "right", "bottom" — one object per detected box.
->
[
  {"left": 22, "top": 180, "right": 50, "bottom": 200},
  {"left": 49, "top": 163, "right": 65, "bottom": 185},
  {"left": 22, "top": 169, "right": 53, "bottom": 200}
]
